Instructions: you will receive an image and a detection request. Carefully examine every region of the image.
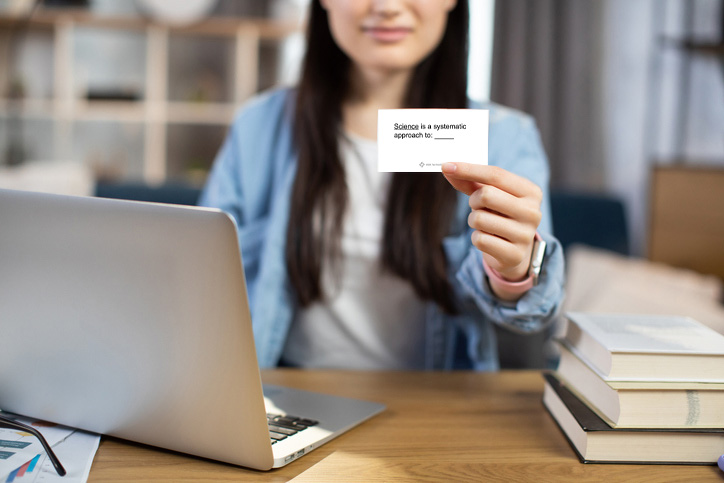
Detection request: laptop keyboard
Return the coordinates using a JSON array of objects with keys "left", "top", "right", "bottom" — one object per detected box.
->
[{"left": 267, "top": 413, "right": 319, "bottom": 445}]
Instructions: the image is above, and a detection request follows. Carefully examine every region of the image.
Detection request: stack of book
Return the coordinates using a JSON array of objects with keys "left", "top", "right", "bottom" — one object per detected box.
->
[{"left": 543, "top": 312, "right": 724, "bottom": 464}]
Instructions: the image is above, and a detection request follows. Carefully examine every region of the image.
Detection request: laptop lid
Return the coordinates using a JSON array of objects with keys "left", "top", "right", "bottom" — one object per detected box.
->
[{"left": 0, "top": 189, "right": 275, "bottom": 469}]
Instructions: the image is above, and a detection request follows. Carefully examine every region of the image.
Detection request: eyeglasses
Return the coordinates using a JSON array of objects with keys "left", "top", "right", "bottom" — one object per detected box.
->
[{"left": 0, "top": 414, "right": 66, "bottom": 477}]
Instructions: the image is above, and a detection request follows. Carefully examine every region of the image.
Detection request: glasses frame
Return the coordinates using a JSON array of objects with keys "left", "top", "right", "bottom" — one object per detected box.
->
[{"left": 0, "top": 414, "right": 67, "bottom": 477}]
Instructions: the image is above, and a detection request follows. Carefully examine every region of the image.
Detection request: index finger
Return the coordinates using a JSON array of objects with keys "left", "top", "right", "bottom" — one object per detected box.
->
[{"left": 441, "top": 162, "right": 534, "bottom": 198}]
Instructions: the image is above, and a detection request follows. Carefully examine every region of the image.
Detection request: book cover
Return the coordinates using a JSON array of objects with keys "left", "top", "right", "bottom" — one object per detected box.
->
[
  {"left": 542, "top": 372, "right": 724, "bottom": 464},
  {"left": 563, "top": 312, "right": 724, "bottom": 381},
  {"left": 554, "top": 341, "right": 724, "bottom": 428}
]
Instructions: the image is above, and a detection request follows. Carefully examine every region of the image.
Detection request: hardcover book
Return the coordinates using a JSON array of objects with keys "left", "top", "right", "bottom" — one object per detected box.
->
[
  {"left": 555, "top": 341, "right": 724, "bottom": 428},
  {"left": 542, "top": 373, "right": 724, "bottom": 464},
  {"left": 562, "top": 312, "right": 724, "bottom": 382}
]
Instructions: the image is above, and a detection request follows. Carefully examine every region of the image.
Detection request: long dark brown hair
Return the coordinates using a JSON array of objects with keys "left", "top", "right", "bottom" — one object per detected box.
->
[{"left": 287, "top": 0, "right": 469, "bottom": 314}]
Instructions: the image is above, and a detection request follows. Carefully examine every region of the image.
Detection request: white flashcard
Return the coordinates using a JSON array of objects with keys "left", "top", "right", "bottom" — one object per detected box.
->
[{"left": 377, "top": 109, "right": 488, "bottom": 172}]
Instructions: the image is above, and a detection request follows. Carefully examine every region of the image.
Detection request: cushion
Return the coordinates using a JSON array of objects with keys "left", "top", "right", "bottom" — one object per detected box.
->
[{"left": 559, "top": 245, "right": 724, "bottom": 336}]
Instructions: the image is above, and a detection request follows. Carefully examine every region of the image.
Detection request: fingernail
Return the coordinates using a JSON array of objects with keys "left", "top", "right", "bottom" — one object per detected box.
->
[{"left": 441, "top": 163, "right": 456, "bottom": 174}]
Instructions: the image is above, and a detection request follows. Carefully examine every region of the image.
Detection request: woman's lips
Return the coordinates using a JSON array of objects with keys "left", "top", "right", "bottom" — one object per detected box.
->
[{"left": 362, "top": 27, "right": 413, "bottom": 42}]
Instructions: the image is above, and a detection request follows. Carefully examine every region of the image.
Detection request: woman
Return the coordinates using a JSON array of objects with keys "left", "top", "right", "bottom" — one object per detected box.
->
[{"left": 199, "top": 0, "right": 565, "bottom": 370}]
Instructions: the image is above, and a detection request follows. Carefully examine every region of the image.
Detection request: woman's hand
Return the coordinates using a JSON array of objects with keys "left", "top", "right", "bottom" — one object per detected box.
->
[{"left": 442, "top": 162, "right": 543, "bottom": 301}]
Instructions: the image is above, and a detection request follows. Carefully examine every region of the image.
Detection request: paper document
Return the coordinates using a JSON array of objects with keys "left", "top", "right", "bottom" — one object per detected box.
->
[
  {"left": 3, "top": 431, "right": 100, "bottom": 483},
  {"left": 0, "top": 415, "right": 74, "bottom": 477},
  {"left": 377, "top": 109, "right": 488, "bottom": 172},
  {"left": 0, "top": 414, "right": 100, "bottom": 483}
]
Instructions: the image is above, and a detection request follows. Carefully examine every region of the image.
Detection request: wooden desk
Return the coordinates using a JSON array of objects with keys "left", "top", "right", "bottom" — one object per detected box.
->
[{"left": 88, "top": 370, "right": 722, "bottom": 482}]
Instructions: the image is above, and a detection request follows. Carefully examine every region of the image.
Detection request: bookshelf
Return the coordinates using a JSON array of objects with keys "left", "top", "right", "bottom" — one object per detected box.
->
[{"left": 0, "top": 7, "right": 304, "bottom": 185}]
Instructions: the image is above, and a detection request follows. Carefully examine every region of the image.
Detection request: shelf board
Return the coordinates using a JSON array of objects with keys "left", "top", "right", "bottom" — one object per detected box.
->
[
  {"left": 73, "top": 99, "right": 146, "bottom": 122},
  {"left": 0, "top": 98, "right": 238, "bottom": 124},
  {"left": 166, "top": 102, "right": 236, "bottom": 125},
  {"left": 0, "top": 98, "right": 55, "bottom": 118},
  {"left": 0, "top": 9, "right": 303, "bottom": 39}
]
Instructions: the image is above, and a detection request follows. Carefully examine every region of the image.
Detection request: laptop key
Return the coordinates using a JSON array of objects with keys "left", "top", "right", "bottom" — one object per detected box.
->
[
  {"left": 269, "top": 430, "right": 288, "bottom": 441},
  {"left": 269, "top": 415, "right": 319, "bottom": 430},
  {"left": 273, "top": 416, "right": 299, "bottom": 424},
  {"left": 267, "top": 413, "right": 319, "bottom": 444},
  {"left": 297, "top": 418, "right": 319, "bottom": 427},
  {"left": 269, "top": 421, "right": 299, "bottom": 431},
  {"left": 269, "top": 425, "right": 297, "bottom": 436}
]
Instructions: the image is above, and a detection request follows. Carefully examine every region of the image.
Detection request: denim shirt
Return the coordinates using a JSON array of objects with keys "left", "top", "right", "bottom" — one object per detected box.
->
[{"left": 199, "top": 88, "right": 565, "bottom": 370}]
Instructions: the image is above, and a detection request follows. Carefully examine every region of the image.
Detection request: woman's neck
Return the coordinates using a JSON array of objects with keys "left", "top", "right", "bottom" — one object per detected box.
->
[{"left": 342, "top": 66, "right": 412, "bottom": 140}]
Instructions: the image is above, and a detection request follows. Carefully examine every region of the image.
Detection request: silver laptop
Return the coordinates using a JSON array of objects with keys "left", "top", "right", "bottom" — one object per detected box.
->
[{"left": 0, "top": 188, "right": 385, "bottom": 470}]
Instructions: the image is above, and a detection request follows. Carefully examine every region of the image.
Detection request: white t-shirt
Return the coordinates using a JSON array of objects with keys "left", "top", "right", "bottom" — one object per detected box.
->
[{"left": 281, "top": 133, "right": 427, "bottom": 370}]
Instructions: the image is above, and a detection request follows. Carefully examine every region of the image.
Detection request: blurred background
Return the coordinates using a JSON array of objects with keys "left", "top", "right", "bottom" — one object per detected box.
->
[
  {"left": 0, "top": 0, "right": 313, "bottom": 185},
  {"left": 1, "top": 0, "right": 723, "bottom": 364}
]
